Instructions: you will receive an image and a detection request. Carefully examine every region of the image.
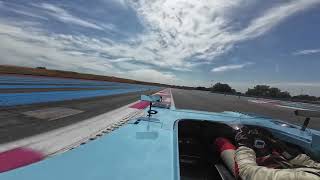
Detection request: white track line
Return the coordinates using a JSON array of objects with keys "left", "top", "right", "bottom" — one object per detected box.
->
[
  {"left": 170, "top": 88, "right": 176, "bottom": 110},
  {"left": 0, "top": 88, "right": 174, "bottom": 159},
  {"left": 0, "top": 101, "right": 144, "bottom": 155}
]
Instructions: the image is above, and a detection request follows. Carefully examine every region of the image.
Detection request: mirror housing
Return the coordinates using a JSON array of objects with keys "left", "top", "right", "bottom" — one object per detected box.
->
[
  {"left": 140, "top": 95, "right": 162, "bottom": 117},
  {"left": 294, "top": 110, "right": 320, "bottom": 131},
  {"left": 140, "top": 95, "right": 162, "bottom": 103}
]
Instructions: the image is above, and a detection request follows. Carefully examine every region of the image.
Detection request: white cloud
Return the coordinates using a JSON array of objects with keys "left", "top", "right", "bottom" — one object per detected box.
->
[
  {"left": 109, "top": 0, "right": 129, "bottom": 8},
  {"left": 265, "top": 82, "right": 320, "bottom": 96},
  {"left": 0, "top": 0, "right": 320, "bottom": 84},
  {"left": 293, "top": 48, "right": 320, "bottom": 55},
  {"left": 115, "top": 61, "right": 151, "bottom": 70},
  {"left": 35, "top": 3, "right": 104, "bottom": 30},
  {"left": 235, "top": 0, "right": 320, "bottom": 41},
  {"left": 216, "top": 81, "right": 320, "bottom": 96},
  {"left": 0, "top": 21, "right": 114, "bottom": 75},
  {"left": 1, "top": 3, "right": 49, "bottom": 20},
  {"left": 11, "top": 9, "right": 48, "bottom": 20},
  {"left": 270, "top": 82, "right": 320, "bottom": 88},
  {"left": 211, "top": 62, "right": 253, "bottom": 72},
  {"left": 124, "top": 0, "right": 320, "bottom": 69},
  {"left": 125, "top": 69, "right": 177, "bottom": 84}
]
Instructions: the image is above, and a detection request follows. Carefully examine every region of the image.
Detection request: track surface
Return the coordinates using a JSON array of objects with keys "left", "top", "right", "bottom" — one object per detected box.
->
[
  {"left": 0, "top": 74, "right": 161, "bottom": 144},
  {"left": 0, "top": 90, "right": 157, "bottom": 144},
  {"left": 1, "top": 86, "right": 319, "bottom": 145},
  {"left": 172, "top": 89, "right": 320, "bottom": 130},
  {"left": 0, "top": 75, "right": 159, "bottom": 106}
]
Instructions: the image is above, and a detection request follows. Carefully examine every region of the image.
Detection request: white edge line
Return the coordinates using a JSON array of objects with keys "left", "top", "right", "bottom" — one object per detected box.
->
[{"left": 170, "top": 88, "right": 176, "bottom": 110}]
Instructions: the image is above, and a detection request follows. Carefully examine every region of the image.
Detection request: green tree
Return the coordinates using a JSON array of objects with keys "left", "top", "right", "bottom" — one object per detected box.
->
[
  {"left": 246, "top": 85, "right": 291, "bottom": 98},
  {"left": 278, "top": 91, "right": 291, "bottom": 98},
  {"left": 195, "top": 86, "right": 210, "bottom": 91},
  {"left": 211, "top": 83, "right": 236, "bottom": 94},
  {"left": 269, "top": 87, "right": 281, "bottom": 97},
  {"left": 246, "top": 85, "right": 270, "bottom": 96},
  {"left": 292, "top": 95, "right": 318, "bottom": 101}
]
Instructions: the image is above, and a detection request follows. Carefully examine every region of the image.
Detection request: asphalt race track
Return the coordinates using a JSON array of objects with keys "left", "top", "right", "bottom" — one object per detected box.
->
[
  {"left": 172, "top": 89, "right": 320, "bottom": 130},
  {"left": 0, "top": 90, "right": 158, "bottom": 144},
  {"left": 1, "top": 74, "right": 320, "bottom": 145},
  {"left": 0, "top": 75, "right": 160, "bottom": 143},
  {"left": 0, "top": 75, "right": 159, "bottom": 106}
]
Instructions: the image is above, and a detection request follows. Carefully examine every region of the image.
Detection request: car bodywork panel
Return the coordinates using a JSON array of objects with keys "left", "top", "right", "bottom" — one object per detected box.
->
[{"left": 1, "top": 107, "right": 320, "bottom": 180}]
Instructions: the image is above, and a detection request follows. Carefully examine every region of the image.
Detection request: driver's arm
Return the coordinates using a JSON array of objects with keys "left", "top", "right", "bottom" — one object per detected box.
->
[
  {"left": 236, "top": 146, "right": 320, "bottom": 180},
  {"left": 266, "top": 135, "right": 320, "bottom": 169},
  {"left": 290, "top": 154, "right": 320, "bottom": 169}
]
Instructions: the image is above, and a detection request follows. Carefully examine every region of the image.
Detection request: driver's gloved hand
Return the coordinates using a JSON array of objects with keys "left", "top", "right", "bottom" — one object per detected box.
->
[
  {"left": 235, "top": 127, "right": 253, "bottom": 148},
  {"left": 267, "top": 137, "right": 301, "bottom": 160}
]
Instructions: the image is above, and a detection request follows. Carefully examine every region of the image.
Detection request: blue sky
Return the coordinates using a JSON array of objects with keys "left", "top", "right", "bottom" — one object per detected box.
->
[{"left": 0, "top": 0, "right": 320, "bottom": 96}]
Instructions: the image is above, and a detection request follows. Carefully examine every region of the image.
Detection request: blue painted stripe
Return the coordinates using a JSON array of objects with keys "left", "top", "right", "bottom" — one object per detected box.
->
[
  {"left": 0, "top": 81, "right": 115, "bottom": 85},
  {"left": 0, "top": 81, "right": 155, "bottom": 89},
  {"left": 0, "top": 75, "right": 160, "bottom": 106},
  {"left": 0, "top": 75, "right": 110, "bottom": 83},
  {"left": 0, "top": 76, "right": 158, "bottom": 91},
  {"left": 0, "top": 76, "right": 142, "bottom": 86},
  {"left": 0, "top": 85, "right": 131, "bottom": 89},
  {"left": 0, "top": 87, "right": 159, "bottom": 106},
  {"left": 0, "top": 75, "right": 126, "bottom": 86}
]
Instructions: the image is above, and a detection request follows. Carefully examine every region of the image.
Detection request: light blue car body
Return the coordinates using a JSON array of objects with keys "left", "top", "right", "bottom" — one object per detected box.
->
[{"left": 1, "top": 107, "right": 320, "bottom": 180}]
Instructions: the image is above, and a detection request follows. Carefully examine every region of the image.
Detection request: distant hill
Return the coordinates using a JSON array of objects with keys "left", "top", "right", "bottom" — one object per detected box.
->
[{"left": 0, "top": 65, "right": 170, "bottom": 87}]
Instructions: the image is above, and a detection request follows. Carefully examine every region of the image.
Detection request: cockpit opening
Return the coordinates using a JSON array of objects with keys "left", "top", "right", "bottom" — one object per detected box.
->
[
  {"left": 177, "top": 119, "right": 306, "bottom": 180},
  {"left": 178, "top": 120, "right": 236, "bottom": 180}
]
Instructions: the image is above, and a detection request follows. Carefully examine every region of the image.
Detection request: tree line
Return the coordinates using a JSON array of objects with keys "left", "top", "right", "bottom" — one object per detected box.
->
[{"left": 195, "top": 83, "right": 320, "bottom": 102}]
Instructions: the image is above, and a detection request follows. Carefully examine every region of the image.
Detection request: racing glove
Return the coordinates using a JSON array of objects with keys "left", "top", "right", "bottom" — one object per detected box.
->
[
  {"left": 265, "top": 136, "right": 301, "bottom": 160},
  {"left": 235, "top": 127, "right": 253, "bottom": 148}
]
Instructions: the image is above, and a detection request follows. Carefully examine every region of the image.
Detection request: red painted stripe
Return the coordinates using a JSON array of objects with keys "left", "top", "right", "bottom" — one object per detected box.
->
[
  {"left": 0, "top": 147, "right": 44, "bottom": 173},
  {"left": 214, "top": 137, "right": 236, "bottom": 153},
  {"left": 129, "top": 101, "right": 150, "bottom": 109}
]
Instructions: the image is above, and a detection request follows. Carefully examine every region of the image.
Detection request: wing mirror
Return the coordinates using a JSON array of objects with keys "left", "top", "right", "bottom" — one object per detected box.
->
[
  {"left": 140, "top": 95, "right": 162, "bottom": 103},
  {"left": 140, "top": 95, "right": 162, "bottom": 117},
  {"left": 295, "top": 110, "right": 320, "bottom": 131}
]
